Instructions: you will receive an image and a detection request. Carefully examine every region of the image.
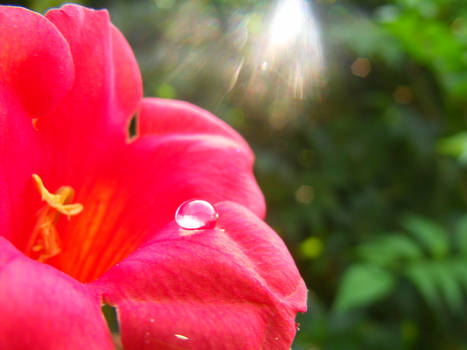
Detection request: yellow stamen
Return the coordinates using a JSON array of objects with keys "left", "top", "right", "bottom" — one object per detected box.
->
[
  {"left": 26, "top": 174, "right": 83, "bottom": 262},
  {"left": 32, "top": 174, "right": 83, "bottom": 218}
]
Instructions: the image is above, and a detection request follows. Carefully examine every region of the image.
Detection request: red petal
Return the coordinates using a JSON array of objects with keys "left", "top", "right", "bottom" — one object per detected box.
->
[
  {"left": 53, "top": 133, "right": 265, "bottom": 282},
  {"left": 36, "top": 4, "right": 142, "bottom": 183},
  {"left": 1, "top": 4, "right": 142, "bottom": 249},
  {"left": 137, "top": 97, "right": 266, "bottom": 218},
  {"left": 0, "top": 5, "right": 73, "bottom": 245},
  {"left": 45, "top": 4, "right": 142, "bottom": 130},
  {"left": 0, "top": 6, "right": 74, "bottom": 117},
  {"left": 92, "top": 201, "right": 307, "bottom": 349},
  {"left": 138, "top": 98, "right": 248, "bottom": 147},
  {"left": 0, "top": 238, "right": 114, "bottom": 350}
]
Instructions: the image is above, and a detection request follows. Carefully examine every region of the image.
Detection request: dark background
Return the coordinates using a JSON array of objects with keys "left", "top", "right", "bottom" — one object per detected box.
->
[{"left": 5, "top": 0, "right": 467, "bottom": 348}]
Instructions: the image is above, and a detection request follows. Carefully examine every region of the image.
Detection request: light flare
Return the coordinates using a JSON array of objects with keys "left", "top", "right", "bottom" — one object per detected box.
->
[
  {"left": 268, "top": 0, "right": 309, "bottom": 49},
  {"left": 251, "top": 0, "right": 325, "bottom": 101}
]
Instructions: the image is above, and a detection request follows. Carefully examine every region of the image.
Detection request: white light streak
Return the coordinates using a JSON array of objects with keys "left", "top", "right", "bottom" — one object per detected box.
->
[
  {"left": 268, "top": 0, "right": 308, "bottom": 48},
  {"left": 251, "top": 0, "right": 325, "bottom": 100}
]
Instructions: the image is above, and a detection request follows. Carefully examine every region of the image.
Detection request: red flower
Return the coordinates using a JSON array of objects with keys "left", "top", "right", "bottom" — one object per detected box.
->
[{"left": 0, "top": 4, "right": 307, "bottom": 349}]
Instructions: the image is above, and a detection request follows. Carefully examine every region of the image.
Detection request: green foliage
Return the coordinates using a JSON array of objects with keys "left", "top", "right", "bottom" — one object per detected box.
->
[
  {"left": 341, "top": 215, "right": 467, "bottom": 315},
  {"left": 401, "top": 215, "right": 449, "bottom": 258},
  {"left": 455, "top": 215, "right": 467, "bottom": 255},
  {"left": 437, "top": 131, "right": 467, "bottom": 163},
  {"left": 335, "top": 264, "right": 396, "bottom": 312},
  {"left": 357, "top": 233, "right": 423, "bottom": 266}
]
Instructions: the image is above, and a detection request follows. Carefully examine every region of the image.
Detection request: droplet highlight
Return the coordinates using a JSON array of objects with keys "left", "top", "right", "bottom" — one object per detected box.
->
[
  {"left": 175, "top": 199, "right": 218, "bottom": 230},
  {"left": 174, "top": 334, "right": 189, "bottom": 341}
]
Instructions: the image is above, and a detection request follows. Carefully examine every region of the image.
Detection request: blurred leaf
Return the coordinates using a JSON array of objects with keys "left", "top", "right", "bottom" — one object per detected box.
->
[
  {"left": 401, "top": 215, "right": 449, "bottom": 258},
  {"left": 437, "top": 131, "right": 467, "bottom": 163},
  {"left": 432, "top": 261, "right": 464, "bottom": 313},
  {"left": 396, "top": 0, "right": 443, "bottom": 18},
  {"left": 406, "top": 260, "right": 467, "bottom": 313},
  {"left": 335, "top": 264, "right": 396, "bottom": 312},
  {"left": 357, "top": 233, "right": 423, "bottom": 267},
  {"left": 385, "top": 13, "right": 465, "bottom": 72},
  {"left": 405, "top": 262, "right": 441, "bottom": 308},
  {"left": 331, "top": 15, "right": 403, "bottom": 66},
  {"left": 451, "top": 258, "right": 467, "bottom": 291},
  {"left": 455, "top": 215, "right": 467, "bottom": 255}
]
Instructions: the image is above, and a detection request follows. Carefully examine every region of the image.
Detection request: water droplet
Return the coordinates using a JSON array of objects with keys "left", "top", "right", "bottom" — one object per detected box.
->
[
  {"left": 175, "top": 200, "right": 218, "bottom": 230},
  {"left": 149, "top": 318, "right": 154, "bottom": 323}
]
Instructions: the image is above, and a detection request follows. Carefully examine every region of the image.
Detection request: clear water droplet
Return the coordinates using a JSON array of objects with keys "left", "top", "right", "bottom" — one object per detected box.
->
[{"left": 175, "top": 199, "right": 218, "bottom": 230}]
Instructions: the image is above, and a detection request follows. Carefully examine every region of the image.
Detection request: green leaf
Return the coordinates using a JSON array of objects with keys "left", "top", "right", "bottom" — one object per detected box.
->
[
  {"left": 450, "top": 258, "right": 467, "bottom": 293},
  {"left": 406, "top": 260, "right": 465, "bottom": 312},
  {"left": 357, "top": 233, "right": 423, "bottom": 267},
  {"left": 334, "top": 264, "right": 396, "bottom": 312},
  {"left": 402, "top": 215, "right": 449, "bottom": 258},
  {"left": 437, "top": 131, "right": 467, "bottom": 163},
  {"left": 405, "top": 262, "right": 441, "bottom": 308},
  {"left": 455, "top": 215, "right": 467, "bottom": 255},
  {"left": 385, "top": 13, "right": 465, "bottom": 72},
  {"left": 432, "top": 261, "right": 463, "bottom": 313}
]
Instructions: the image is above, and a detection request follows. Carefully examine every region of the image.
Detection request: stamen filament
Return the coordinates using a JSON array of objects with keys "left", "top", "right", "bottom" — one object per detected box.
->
[
  {"left": 26, "top": 174, "right": 83, "bottom": 262},
  {"left": 32, "top": 174, "right": 83, "bottom": 218}
]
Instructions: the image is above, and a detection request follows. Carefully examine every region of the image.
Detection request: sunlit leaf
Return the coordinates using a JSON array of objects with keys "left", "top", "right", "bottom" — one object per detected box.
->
[{"left": 437, "top": 131, "right": 467, "bottom": 163}]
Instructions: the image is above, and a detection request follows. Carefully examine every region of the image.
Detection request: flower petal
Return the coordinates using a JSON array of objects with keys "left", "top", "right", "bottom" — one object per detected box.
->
[
  {"left": 36, "top": 4, "right": 142, "bottom": 183},
  {"left": 137, "top": 97, "right": 266, "bottom": 218},
  {"left": 1, "top": 4, "right": 142, "bottom": 249},
  {"left": 0, "top": 5, "right": 74, "bottom": 117},
  {"left": 52, "top": 133, "right": 265, "bottom": 282},
  {"left": 92, "top": 201, "right": 307, "bottom": 349},
  {"left": 136, "top": 98, "right": 266, "bottom": 218},
  {"left": 138, "top": 97, "right": 248, "bottom": 147},
  {"left": 45, "top": 4, "right": 142, "bottom": 131},
  {"left": 0, "top": 237, "right": 114, "bottom": 350},
  {"left": 0, "top": 5, "right": 73, "bottom": 245}
]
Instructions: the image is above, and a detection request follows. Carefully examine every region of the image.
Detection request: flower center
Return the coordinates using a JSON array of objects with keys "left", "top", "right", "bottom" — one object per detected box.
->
[{"left": 25, "top": 174, "right": 83, "bottom": 262}]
